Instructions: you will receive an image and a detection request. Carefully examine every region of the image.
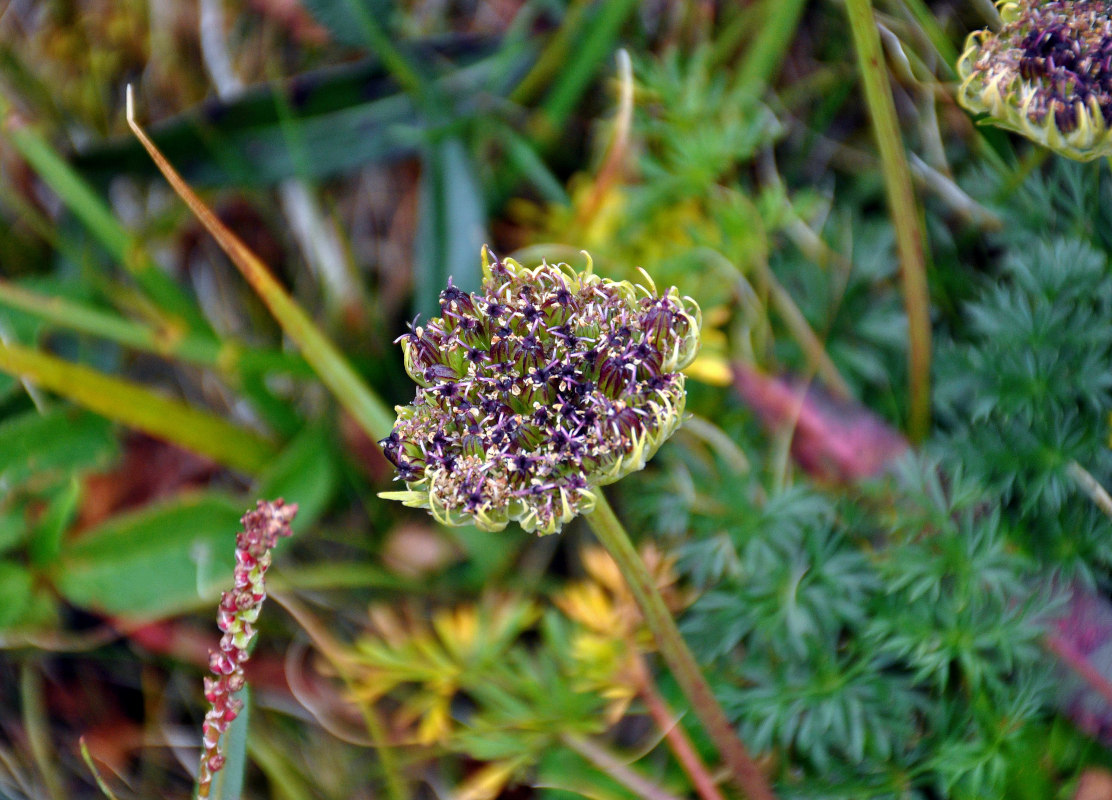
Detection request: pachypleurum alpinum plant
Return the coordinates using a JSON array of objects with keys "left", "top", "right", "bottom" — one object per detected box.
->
[
  {"left": 378, "top": 250, "right": 775, "bottom": 800},
  {"left": 121, "top": 94, "right": 778, "bottom": 798}
]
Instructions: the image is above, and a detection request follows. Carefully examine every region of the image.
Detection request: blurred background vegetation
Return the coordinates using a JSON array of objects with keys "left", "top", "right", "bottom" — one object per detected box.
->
[{"left": 7, "top": 1, "right": 1112, "bottom": 798}]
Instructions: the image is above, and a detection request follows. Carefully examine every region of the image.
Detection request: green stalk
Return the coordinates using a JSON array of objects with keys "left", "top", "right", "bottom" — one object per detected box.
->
[
  {"left": 127, "top": 91, "right": 396, "bottom": 442},
  {"left": 342, "top": 0, "right": 430, "bottom": 108},
  {"left": 736, "top": 0, "right": 809, "bottom": 90},
  {"left": 79, "top": 738, "right": 122, "bottom": 800},
  {"left": 896, "top": 0, "right": 959, "bottom": 77},
  {"left": 270, "top": 592, "right": 408, "bottom": 800},
  {"left": 21, "top": 663, "right": 66, "bottom": 800},
  {"left": 0, "top": 340, "right": 276, "bottom": 474},
  {"left": 844, "top": 0, "right": 932, "bottom": 442},
  {"left": 584, "top": 492, "right": 776, "bottom": 800},
  {"left": 528, "top": 0, "right": 642, "bottom": 148},
  {"left": 508, "top": 0, "right": 591, "bottom": 107}
]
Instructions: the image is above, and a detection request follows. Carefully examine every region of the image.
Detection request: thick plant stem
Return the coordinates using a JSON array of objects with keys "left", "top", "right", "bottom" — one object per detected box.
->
[
  {"left": 584, "top": 492, "right": 776, "bottom": 800},
  {"left": 844, "top": 0, "right": 932, "bottom": 443},
  {"left": 635, "top": 656, "right": 727, "bottom": 800}
]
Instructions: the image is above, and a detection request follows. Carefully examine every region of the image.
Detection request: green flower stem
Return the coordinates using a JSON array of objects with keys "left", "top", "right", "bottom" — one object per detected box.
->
[
  {"left": 584, "top": 492, "right": 776, "bottom": 800},
  {"left": 844, "top": 0, "right": 932, "bottom": 443}
]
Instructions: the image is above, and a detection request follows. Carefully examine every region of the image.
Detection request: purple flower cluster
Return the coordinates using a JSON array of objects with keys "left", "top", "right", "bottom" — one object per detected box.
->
[
  {"left": 197, "top": 499, "right": 297, "bottom": 798},
  {"left": 958, "top": 0, "right": 1112, "bottom": 160},
  {"left": 1014, "top": 2, "right": 1112, "bottom": 132},
  {"left": 380, "top": 249, "right": 700, "bottom": 535}
]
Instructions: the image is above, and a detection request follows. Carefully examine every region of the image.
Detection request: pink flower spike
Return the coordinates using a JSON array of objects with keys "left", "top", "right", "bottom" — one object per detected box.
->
[{"left": 196, "top": 499, "right": 297, "bottom": 799}]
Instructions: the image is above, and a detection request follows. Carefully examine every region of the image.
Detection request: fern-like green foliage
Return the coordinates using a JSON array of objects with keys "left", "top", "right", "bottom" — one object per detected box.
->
[
  {"left": 935, "top": 232, "right": 1112, "bottom": 580},
  {"left": 619, "top": 160, "right": 1112, "bottom": 798},
  {"left": 653, "top": 450, "right": 1049, "bottom": 798}
]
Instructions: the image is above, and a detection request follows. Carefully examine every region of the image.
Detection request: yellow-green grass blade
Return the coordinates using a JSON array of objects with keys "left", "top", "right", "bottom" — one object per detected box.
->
[
  {"left": 0, "top": 279, "right": 312, "bottom": 377},
  {"left": 0, "top": 340, "right": 276, "bottom": 474}
]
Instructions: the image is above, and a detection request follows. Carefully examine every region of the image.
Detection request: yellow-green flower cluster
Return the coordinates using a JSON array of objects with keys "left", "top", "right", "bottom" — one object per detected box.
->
[
  {"left": 380, "top": 248, "right": 700, "bottom": 535},
  {"left": 957, "top": 0, "right": 1112, "bottom": 161}
]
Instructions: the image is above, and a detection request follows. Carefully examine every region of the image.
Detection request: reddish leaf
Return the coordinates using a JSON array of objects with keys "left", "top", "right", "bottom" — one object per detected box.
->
[{"left": 732, "top": 364, "right": 908, "bottom": 484}]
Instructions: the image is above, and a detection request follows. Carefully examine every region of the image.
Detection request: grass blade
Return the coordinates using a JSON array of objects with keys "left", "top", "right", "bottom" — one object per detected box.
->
[
  {"left": 0, "top": 340, "right": 276, "bottom": 474},
  {"left": 845, "top": 0, "right": 932, "bottom": 441},
  {"left": 207, "top": 686, "right": 250, "bottom": 800},
  {"left": 0, "top": 279, "right": 312, "bottom": 377},
  {"left": 126, "top": 88, "right": 396, "bottom": 442},
  {"left": 0, "top": 93, "right": 209, "bottom": 333}
]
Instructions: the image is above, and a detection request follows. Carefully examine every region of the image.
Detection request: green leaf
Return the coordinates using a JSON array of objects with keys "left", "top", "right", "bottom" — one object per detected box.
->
[
  {"left": 301, "top": 0, "right": 392, "bottom": 49},
  {"left": 209, "top": 686, "right": 250, "bottom": 800},
  {"left": 78, "top": 40, "right": 510, "bottom": 189},
  {"left": 29, "top": 476, "right": 81, "bottom": 566},
  {"left": 0, "top": 278, "right": 312, "bottom": 378},
  {"left": 528, "top": 0, "right": 642, "bottom": 147},
  {"left": 414, "top": 136, "right": 487, "bottom": 318},
  {"left": 0, "top": 94, "right": 209, "bottom": 332},
  {"left": 53, "top": 493, "right": 244, "bottom": 618},
  {"left": 0, "top": 407, "right": 117, "bottom": 491},
  {"left": 254, "top": 424, "right": 337, "bottom": 529},
  {"left": 127, "top": 111, "right": 396, "bottom": 444},
  {"left": 0, "top": 561, "right": 35, "bottom": 629}
]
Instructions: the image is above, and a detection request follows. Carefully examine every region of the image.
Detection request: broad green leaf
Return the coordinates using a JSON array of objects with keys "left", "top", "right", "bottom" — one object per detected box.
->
[
  {"left": 0, "top": 561, "right": 34, "bottom": 628},
  {"left": 254, "top": 424, "right": 337, "bottom": 529},
  {"left": 53, "top": 493, "right": 244, "bottom": 618},
  {"left": 0, "top": 408, "right": 116, "bottom": 491}
]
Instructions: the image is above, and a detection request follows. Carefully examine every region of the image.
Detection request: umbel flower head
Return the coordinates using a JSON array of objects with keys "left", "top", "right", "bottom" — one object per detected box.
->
[
  {"left": 957, "top": 0, "right": 1112, "bottom": 161},
  {"left": 380, "top": 248, "right": 700, "bottom": 536}
]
